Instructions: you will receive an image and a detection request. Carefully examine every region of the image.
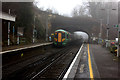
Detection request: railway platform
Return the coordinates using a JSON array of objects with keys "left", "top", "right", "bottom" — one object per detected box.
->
[
  {"left": 63, "top": 43, "right": 119, "bottom": 79},
  {"left": 1, "top": 42, "right": 53, "bottom": 54}
]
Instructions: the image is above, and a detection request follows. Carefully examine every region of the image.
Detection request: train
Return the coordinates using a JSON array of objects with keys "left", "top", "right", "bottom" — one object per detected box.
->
[
  {"left": 52, "top": 29, "right": 89, "bottom": 47},
  {"left": 53, "top": 29, "right": 71, "bottom": 46}
]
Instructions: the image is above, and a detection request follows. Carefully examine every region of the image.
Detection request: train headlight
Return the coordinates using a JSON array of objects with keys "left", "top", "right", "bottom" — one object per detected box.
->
[
  {"left": 54, "top": 38, "right": 57, "bottom": 41},
  {"left": 62, "top": 38, "right": 65, "bottom": 42}
]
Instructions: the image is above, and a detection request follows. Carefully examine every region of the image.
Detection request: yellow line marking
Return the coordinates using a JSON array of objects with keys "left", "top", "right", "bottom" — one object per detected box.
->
[{"left": 88, "top": 44, "right": 94, "bottom": 80}]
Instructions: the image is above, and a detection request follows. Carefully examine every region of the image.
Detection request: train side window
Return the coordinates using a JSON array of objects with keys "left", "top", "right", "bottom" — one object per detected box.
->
[
  {"left": 67, "top": 34, "right": 69, "bottom": 39},
  {"left": 62, "top": 33, "right": 65, "bottom": 38}
]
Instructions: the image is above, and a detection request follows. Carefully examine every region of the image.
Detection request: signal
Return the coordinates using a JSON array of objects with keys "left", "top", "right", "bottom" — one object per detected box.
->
[{"left": 113, "top": 24, "right": 119, "bottom": 28}]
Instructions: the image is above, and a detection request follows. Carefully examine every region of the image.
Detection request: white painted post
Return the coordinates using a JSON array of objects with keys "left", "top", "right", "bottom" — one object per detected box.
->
[
  {"left": 17, "top": 32, "right": 19, "bottom": 45},
  {"left": 33, "top": 16, "right": 35, "bottom": 43},
  {"left": 8, "top": 22, "right": 10, "bottom": 45},
  {"left": 13, "top": 26, "right": 15, "bottom": 44},
  {"left": 8, "top": 9, "right": 11, "bottom": 45}
]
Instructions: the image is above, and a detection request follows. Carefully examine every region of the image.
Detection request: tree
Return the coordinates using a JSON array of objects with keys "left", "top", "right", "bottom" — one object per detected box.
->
[
  {"left": 71, "top": 2, "right": 91, "bottom": 17},
  {"left": 71, "top": 8, "right": 79, "bottom": 17}
]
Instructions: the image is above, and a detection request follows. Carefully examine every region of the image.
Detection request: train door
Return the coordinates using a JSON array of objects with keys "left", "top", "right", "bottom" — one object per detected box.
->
[{"left": 58, "top": 33, "right": 62, "bottom": 42}]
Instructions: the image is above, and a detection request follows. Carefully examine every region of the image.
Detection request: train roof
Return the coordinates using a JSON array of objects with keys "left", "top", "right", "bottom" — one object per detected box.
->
[
  {"left": 55, "top": 29, "right": 71, "bottom": 34},
  {"left": 55, "top": 29, "right": 66, "bottom": 32}
]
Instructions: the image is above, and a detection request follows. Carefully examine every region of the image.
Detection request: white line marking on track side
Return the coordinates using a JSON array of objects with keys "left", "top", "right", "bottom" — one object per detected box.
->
[{"left": 63, "top": 44, "right": 83, "bottom": 80}]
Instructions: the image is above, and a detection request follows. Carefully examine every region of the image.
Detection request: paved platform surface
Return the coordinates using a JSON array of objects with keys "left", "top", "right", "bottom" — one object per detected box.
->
[
  {"left": 2, "top": 42, "right": 52, "bottom": 52},
  {"left": 74, "top": 44, "right": 119, "bottom": 79},
  {"left": 90, "top": 44, "right": 119, "bottom": 78}
]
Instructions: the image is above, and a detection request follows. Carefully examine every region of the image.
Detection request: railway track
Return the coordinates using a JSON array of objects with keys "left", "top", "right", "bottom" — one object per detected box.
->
[
  {"left": 2, "top": 41, "right": 82, "bottom": 80},
  {"left": 2, "top": 45, "right": 52, "bottom": 67},
  {"left": 30, "top": 45, "right": 77, "bottom": 80},
  {"left": 2, "top": 45, "right": 54, "bottom": 75}
]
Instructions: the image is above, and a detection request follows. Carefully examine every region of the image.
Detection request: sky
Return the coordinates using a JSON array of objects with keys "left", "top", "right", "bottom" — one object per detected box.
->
[
  {"left": 34, "top": 0, "right": 84, "bottom": 17},
  {"left": 34, "top": 0, "right": 119, "bottom": 17}
]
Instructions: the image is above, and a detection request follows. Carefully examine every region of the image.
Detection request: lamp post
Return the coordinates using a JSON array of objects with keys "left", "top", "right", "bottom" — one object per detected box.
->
[
  {"left": 100, "top": 8, "right": 109, "bottom": 47},
  {"left": 117, "top": 24, "right": 120, "bottom": 57},
  {"left": 101, "top": 7, "right": 116, "bottom": 47},
  {"left": 105, "top": 8, "right": 110, "bottom": 48},
  {"left": 99, "top": 19, "right": 103, "bottom": 44}
]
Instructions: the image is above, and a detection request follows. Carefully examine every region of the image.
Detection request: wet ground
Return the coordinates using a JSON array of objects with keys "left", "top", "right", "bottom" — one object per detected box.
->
[
  {"left": 75, "top": 44, "right": 91, "bottom": 79},
  {"left": 90, "top": 44, "right": 119, "bottom": 78},
  {"left": 74, "top": 44, "right": 119, "bottom": 80}
]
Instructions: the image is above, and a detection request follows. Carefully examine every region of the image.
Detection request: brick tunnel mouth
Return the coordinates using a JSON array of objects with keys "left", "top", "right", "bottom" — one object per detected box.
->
[{"left": 73, "top": 31, "right": 89, "bottom": 42}]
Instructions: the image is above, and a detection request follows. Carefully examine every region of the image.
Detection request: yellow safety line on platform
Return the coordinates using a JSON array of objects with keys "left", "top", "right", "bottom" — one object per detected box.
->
[{"left": 88, "top": 44, "right": 94, "bottom": 80}]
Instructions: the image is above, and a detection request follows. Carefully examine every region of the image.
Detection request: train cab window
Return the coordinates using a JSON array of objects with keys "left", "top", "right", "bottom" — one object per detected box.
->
[{"left": 55, "top": 32, "right": 58, "bottom": 38}]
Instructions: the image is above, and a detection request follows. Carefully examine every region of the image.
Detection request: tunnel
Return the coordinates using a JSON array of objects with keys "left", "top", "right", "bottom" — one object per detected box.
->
[{"left": 73, "top": 31, "right": 89, "bottom": 43}]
